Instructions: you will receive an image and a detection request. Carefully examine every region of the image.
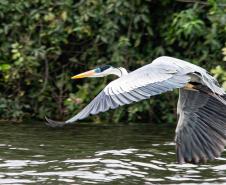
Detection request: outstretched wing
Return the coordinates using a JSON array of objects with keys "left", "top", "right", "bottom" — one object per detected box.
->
[
  {"left": 176, "top": 89, "right": 226, "bottom": 163},
  {"left": 45, "top": 62, "right": 191, "bottom": 127}
]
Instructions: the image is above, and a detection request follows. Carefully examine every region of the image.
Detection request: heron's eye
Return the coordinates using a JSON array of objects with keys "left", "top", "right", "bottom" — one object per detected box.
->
[
  {"left": 95, "top": 65, "right": 111, "bottom": 73},
  {"left": 95, "top": 68, "right": 101, "bottom": 73}
]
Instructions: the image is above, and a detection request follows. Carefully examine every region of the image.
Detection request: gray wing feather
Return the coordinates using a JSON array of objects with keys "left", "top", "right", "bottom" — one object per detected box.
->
[
  {"left": 65, "top": 63, "right": 190, "bottom": 123},
  {"left": 176, "top": 89, "right": 226, "bottom": 163}
]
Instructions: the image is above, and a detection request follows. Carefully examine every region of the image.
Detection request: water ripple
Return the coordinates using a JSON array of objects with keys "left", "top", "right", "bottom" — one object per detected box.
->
[{"left": 0, "top": 123, "right": 225, "bottom": 184}]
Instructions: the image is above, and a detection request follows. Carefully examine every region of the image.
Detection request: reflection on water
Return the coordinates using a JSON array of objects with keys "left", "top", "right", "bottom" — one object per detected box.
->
[{"left": 0, "top": 122, "right": 226, "bottom": 184}]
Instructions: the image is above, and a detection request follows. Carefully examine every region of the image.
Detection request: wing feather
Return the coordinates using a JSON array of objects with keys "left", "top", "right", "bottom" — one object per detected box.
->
[
  {"left": 61, "top": 64, "right": 190, "bottom": 124},
  {"left": 175, "top": 89, "right": 226, "bottom": 163}
]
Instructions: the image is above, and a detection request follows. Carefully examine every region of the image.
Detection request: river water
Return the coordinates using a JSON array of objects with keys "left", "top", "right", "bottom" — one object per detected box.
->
[{"left": 0, "top": 122, "right": 226, "bottom": 184}]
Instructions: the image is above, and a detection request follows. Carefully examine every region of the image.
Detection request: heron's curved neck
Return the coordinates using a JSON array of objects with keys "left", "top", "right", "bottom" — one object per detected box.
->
[{"left": 111, "top": 67, "right": 128, "bottom": 77}]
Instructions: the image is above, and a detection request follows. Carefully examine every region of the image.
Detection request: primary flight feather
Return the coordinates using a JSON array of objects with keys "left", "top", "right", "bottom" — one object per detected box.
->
[{"left": 45, "top": 56, "right": 226, "bottom": 164}]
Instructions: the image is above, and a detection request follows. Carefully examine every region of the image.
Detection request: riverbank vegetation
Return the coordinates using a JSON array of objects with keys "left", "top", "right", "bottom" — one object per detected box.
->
[{"left": 0, "top": 0, "right": 225, "bottom": 123}]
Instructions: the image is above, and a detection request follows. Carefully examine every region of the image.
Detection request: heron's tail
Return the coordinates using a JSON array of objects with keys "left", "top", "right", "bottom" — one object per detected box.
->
[{"left": 45, "top": 116, "right": 68, "bottom": 127}]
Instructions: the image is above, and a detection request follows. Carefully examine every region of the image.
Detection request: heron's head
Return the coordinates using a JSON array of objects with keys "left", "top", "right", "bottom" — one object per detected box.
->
[{"left": 71, "top": 65, "right": 127, "bottom": 79}]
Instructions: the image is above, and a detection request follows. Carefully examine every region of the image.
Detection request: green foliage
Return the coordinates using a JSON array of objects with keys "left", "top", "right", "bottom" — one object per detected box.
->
[
  {"left": 166, "top": 5, "right": 205, "bottom": 45},
  {"left": 0, "top": 0, "right": 225, "bottom": 124}
]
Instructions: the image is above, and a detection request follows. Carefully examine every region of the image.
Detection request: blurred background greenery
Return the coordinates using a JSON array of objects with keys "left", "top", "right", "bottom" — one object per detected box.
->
[{"left": 0, "top": 0, "right": 225, "bottom": 124}]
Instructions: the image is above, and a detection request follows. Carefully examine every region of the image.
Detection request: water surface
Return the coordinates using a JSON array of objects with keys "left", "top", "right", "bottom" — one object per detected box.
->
[{"left": 0, "top": 122, "right": 226, "bottom": 184}]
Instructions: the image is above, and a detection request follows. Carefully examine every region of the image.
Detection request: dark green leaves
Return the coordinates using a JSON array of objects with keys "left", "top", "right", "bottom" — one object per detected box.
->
[{"left": 0, "top": 0, "right": 225, "bottom": 123}]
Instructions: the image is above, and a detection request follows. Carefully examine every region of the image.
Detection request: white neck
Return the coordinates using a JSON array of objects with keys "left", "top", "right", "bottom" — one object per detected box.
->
[{"left": 110, "top": 67, "right": 128, "bottom": 77}]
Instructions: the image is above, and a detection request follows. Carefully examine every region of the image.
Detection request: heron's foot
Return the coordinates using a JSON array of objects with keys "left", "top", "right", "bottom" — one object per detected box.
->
[{"left": 45, "top": 116, "right": 67, "bottom": 127}]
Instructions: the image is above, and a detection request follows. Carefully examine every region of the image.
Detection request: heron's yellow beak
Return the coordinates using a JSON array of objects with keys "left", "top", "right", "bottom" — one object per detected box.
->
[{"left": 71, "top": 70, "right": 96, "bottom": 79}]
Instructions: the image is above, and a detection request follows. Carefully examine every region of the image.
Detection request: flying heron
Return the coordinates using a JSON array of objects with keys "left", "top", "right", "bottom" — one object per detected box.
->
[{"left": 46, "top": 56, "right": 226, "bottom": 164}]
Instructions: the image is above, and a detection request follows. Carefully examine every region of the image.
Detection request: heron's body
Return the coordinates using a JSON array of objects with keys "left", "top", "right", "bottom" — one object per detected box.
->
[{"left": 46, "top": 56, "right": 226, "bottom": 164}]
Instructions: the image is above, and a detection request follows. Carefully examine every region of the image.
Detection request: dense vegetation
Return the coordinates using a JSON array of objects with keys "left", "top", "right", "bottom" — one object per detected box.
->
[{"left": 0, "top": 0, "right": 225, "bottom": 124}]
